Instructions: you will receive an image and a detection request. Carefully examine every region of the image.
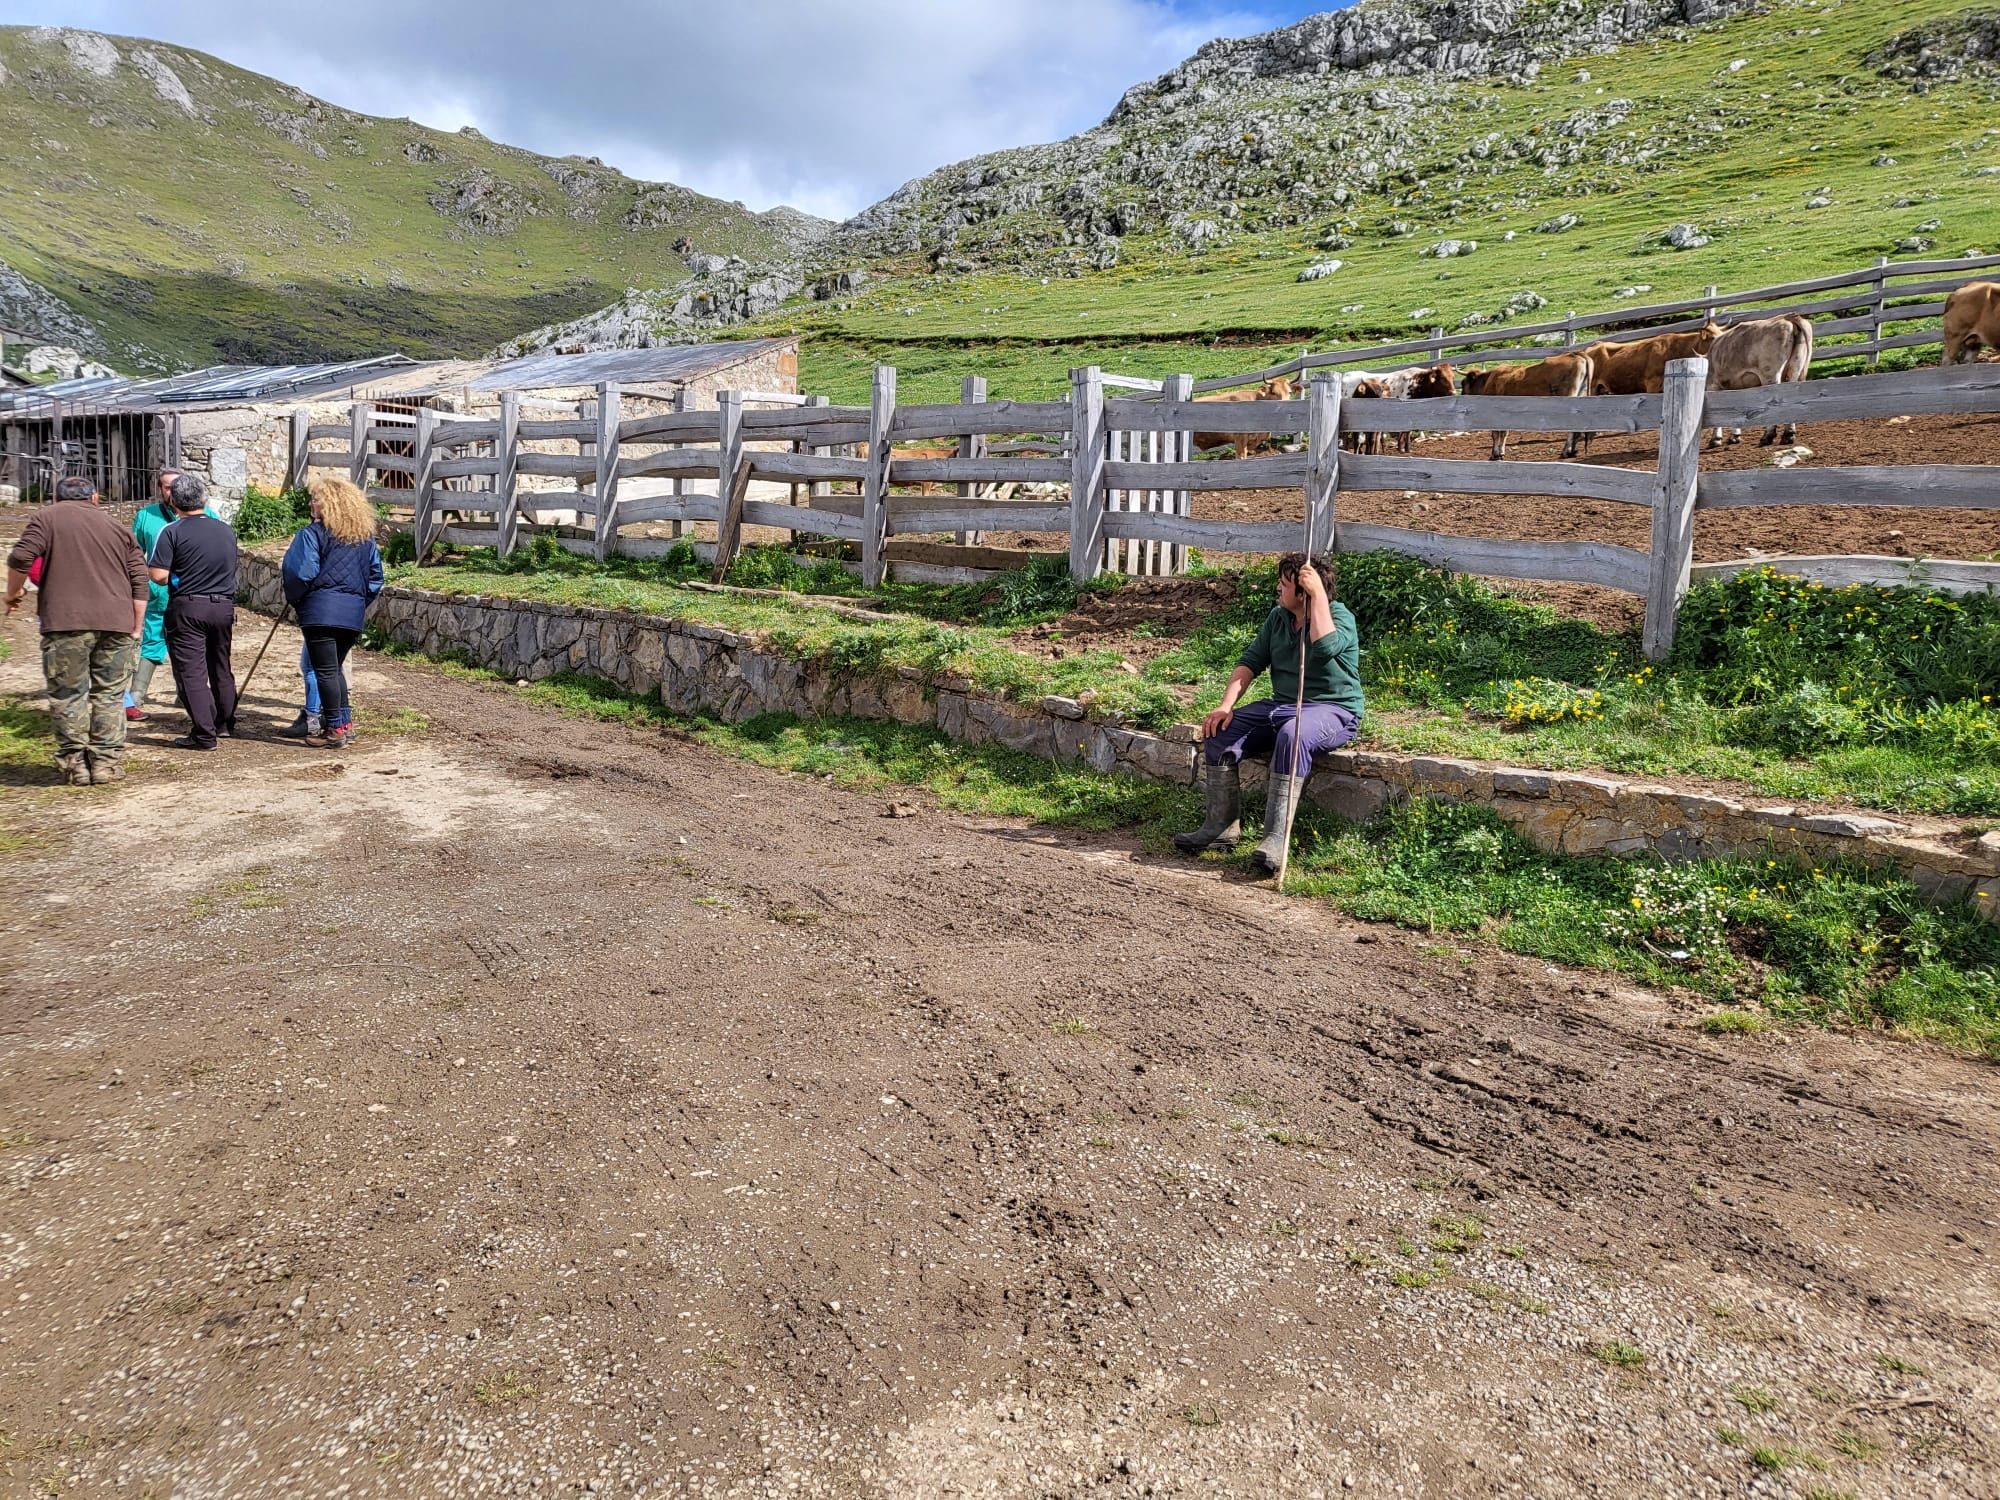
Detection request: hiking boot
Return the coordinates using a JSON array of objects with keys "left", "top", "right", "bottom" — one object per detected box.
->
[
  {"left": 278, "top": 711, "right": 321, "bottom": 740},
  {"left": 1172, "top": 761, "right": 1242, "bottom": 854},
  {"left": 1247, "top": 773, "right": 1304, "bottom": 877},
  {"left": 57, "top": 753, "right": 92, "bottom": 787},
  {"left": 89, "top": 759, "right": 123, "bottom": 786},
  {"left": 306, "top": 723, "right": 349, "bottom": 750}
]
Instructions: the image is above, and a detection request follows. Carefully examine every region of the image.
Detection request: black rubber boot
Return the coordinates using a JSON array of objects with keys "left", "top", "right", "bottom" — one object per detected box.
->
[
  {"left": 278, "top": 711, "right": 321, "bottom": 740},
  {"left": 1172, "top": 761, "right": 1242, "bottom": 854},
  {"left": 1248, "top": 773, "right": 1303, "bottom": 876}
]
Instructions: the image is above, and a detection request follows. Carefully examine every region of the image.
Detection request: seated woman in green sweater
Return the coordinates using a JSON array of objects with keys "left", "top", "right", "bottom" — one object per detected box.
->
[{"left": 1173, "top": 551, "right": 1363, "bottom": 873}]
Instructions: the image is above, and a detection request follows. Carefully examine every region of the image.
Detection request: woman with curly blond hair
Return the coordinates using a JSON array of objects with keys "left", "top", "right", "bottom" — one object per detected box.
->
[{"left": 281, "top": 476, "right": 384, "bottom": 749}]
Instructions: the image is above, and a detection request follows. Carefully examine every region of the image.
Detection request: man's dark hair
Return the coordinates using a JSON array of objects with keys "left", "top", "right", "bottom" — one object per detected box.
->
[
  {"left": 53, "top": 475, "right": 96, "bottom": 503},
  {"left": 1278, "top": 550, "right": 1336, "bottom": 601},
  {"left": 169, "top": 473, "right": 206, "bottom": 512}
]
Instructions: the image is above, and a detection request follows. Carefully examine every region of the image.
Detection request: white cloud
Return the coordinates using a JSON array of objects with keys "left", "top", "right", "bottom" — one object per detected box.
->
[{"left": 22, "top": 0, "right": 1300, "bottom": 218}]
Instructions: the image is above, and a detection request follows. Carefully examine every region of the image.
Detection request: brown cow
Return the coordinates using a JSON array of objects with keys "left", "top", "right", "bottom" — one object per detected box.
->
[
  {"left": 1705, "top": 313, "right": 1814, "bottom": 448},
  {"left": 1943, "top": 280, "right": 2000, "bottom": 364},
  {"left": 1343, "top": 378, "right": 1391, "bottom": 454},
  {"left": 1461, "top": 353, "right": 1595, "bottom": 459},
  {"left": 1580, "top": 322, "right": 1723, "bottom": 395},
  {"left": 1397, "top": 362, "right": 1457, "bottom": 454},
  {"left": 1193, "top": 375, "right": 1297, "bottom": 458}
]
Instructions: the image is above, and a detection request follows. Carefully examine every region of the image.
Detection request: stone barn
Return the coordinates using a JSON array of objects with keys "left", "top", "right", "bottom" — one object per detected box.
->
[{"left": 0, "top": 337, "right": 800, "bottom": 514}]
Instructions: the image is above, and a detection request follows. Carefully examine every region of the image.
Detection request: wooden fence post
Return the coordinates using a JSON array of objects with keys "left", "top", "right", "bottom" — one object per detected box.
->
[
  {"left": 286, "top": 411, "right": 309, "bottom": 491},
  {"left": 1304, "top": 374, "right": 1341, "bottom": 556},
  {"left": 807, "top": 393, "right": 830, "bottom": 506},
  {"left": 348, "top": 401, "right": 370, "bottom": 490},
  {"left": 1067, "top": 366, "right": 1106, "bottom": 583},
  {"left": 710, "top": 388, "right": 749, "bottom": 582},
  {"left": 1703, "top": 284, "right": 1719, "bottom": 324},
  {"left": 670, "top": 384, "right": 690, "bottom": 537},
  {"left": 1867, "top": 256, "right": 1889, "bottom": 367},
  {"left": 860, "top": 366, "right": 896, "bottom": 587},
  {"left": 495, "top": 390, "right": 521, "bottom": 559},
  {"left": 956, "top": 374, "right": 987, "bottom": 545},
  {"left": 412, "top": 405, "right": 440, "bottom": 560},
  {"left": 593, "top": 381, "right": 621, "bottom": 561},
  {"left": 1563, "top": 312, "right": 1577, "bottom": 350},
  {"left": 1645, "top": 356, "right": 1706, "bottom": 663},
  {"left": 1165, "top": 373, "right": 1193, "bottom": 573}
]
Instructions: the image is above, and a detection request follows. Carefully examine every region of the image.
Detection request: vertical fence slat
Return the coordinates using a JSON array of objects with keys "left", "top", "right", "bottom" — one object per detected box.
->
[
  {"left": 412, "top": 406, "right": 440, "bottom": 560},
  {"left": 807, "top": 393, "right": 830, "bottom": 508},
  {"left": 956, "top": 375, "right": 986, "bottom": 546},
  {"left": 593, "top": 381, "right": 621, "bottom": 562},
  {"left": 670, "top": 385, "right": 690, "bottom": 538},
  {"left": 1068, "top": 366, "right": 1106, "bottom": 583},
  {"left": 1164, "top": 374, "right": 1193, "bottom": 574},
  {"left": 710, "top": 388, "right": 749, "bottom": 582},
  {"left": 286, "top": 411, "right": 308, "bottom": 492},
  {"left": 495, "top": 390, "right": 521, "bottom": 559},
  {"left": 1867, "top": 256, "right": 1888, "bottom": 367},
  {"left": 1645, "top": 356, "right": 1706, "bottom": 663},
  {"left": 1305, "top": 375, "right": 1341, "bottom": 556},
  {"left": 348, "top": 402, "right": 370, "bottom": 490},
  {"left": 860, "top": 367, "right": 896, "bottom": 587}
]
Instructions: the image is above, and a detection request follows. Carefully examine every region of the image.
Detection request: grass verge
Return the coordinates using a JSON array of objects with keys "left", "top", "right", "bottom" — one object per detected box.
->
[{"left": 375, "top": 643, "right": 2000, "bottom": 1056}]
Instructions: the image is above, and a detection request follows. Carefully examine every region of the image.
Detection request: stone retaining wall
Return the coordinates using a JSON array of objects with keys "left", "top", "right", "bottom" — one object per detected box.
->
[{"left": 239, "top": 554, "right": 1999, "bottom": 920}]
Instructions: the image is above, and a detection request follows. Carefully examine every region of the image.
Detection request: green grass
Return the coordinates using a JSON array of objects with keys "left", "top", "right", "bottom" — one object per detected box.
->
[
  {"left": 374, "top": 645, "right": 2000, "bottom": 1055},
  {"left": 397, "top": 543, "right": 2000, "bottom": 817},
  {"left": 1592, "top": 1339, "right": 1648, "bottom": 1369}
]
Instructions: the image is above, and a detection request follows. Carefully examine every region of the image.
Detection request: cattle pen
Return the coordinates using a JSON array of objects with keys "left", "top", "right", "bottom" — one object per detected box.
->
[{"left": 291, "top": 352, "right": 2000, "bottom": 665}]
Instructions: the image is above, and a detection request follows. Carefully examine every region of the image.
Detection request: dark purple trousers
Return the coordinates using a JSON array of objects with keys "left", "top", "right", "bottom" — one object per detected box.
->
[{"left": 1205, "top": 699, "right": 1358, "bottom": 775}]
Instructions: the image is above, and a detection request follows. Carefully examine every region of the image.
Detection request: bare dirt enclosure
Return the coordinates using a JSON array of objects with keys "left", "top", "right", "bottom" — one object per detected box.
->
[{"left": 3, "top": 607, "right": 1999, "bottom": 1499}]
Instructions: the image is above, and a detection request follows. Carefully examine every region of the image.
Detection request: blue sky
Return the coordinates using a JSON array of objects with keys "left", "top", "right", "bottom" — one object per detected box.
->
[{"left": 11, "top": 2, "right": 1340, "bottom": 219}]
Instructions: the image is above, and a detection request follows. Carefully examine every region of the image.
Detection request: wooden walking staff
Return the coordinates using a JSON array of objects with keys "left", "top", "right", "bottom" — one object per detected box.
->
[
  {"left": 237, "top": 603, "right": 293, "bottom": 701},
  {"left": 1273, "top": 373, "right": 1338, "bottom": 886}
]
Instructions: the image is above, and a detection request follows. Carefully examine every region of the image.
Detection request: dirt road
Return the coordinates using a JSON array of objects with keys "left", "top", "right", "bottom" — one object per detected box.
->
[{"left": 2, "top": 610, "right": 1996, "bottom": 1498}]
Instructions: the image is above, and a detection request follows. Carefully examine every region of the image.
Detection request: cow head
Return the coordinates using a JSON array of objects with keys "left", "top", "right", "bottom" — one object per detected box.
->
[
  {"left": 1461, "top": 368, "right": 1494, "bottom": 395},
  {"left": 1409, "top": 364, "right": 1457, "bottom": 398},
  {"left": 1697, "top": 320, "right": 1724, "bottom": 350},
  {"left": 1259, "top": 375, "right": 1297, "bottom": 400},
  {"left": 1350, "top": 378, "right": 1389, "bottom": 399}
]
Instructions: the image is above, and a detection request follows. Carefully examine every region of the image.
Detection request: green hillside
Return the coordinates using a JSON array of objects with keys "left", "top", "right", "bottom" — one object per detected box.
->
[
  {"left": 0, "top": 25, "right": 820, "bottom": 371},
  {"left": 754, "top": 0, "right": 2000, "bottom": 403}
]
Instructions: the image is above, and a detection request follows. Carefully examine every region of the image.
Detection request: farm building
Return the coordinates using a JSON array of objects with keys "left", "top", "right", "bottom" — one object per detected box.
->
[{"left": 0, "top": 337, "right": 800, "bottom": 510}]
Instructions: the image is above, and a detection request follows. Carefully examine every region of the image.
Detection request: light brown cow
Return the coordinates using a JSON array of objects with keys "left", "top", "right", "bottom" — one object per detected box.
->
[
  {"left": 1580, "top": 322, "right": 1723, "bottom": 395},
  {"left": 1705, "top": 313, "right": 1814, "bottom": 448},
  {"left": 1943, "top": 280, "right": 2000, "bottom": 364},
  {"left": 1193, "top": 376, "right": 1297, "bottom": 458},
  {"left": 1342, "top": 378, "right": 1392, "bottom": 455},
  {"left": 1461, "top": 353, "right": 1595, "bottom": 459}
]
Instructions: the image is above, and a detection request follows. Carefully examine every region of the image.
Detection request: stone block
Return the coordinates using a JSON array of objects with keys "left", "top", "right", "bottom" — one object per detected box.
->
[
  {"left": 1978, "top": 830, "right": 2000, "bottom": 858},
  {"left": 935, "top": 691, "right": 967, "bottom": 741},
  {"left": 1560, "top": 815, "right": 1642, "bottom": 857},
  {"left": 1404, "top": 756, "right": 1493, "bottom": 798},
  {"left": 1489, "top": 796, "right": 1573, "bottom": 853},
  {"left": 1042, "top": 695, "right": 1085, "bottom": 720},
  {"left": 1551, "top": 772, "right": 1625, "bottom": 809},
  {"left": 1121, "top": 735, "right": 1196, "bottom": 785},
  {"left": 1793, "top": 812, "right": 1908, "bottom": 839},
  {"left": 1492, "top": 767, "right": 1555, "bottom": 797},
  {"left": 1163, "top": 722, "right": 1201, "bottom": 744},
  {"left": 1306, "top": 772, "right": 1393, "bottom": 824}
]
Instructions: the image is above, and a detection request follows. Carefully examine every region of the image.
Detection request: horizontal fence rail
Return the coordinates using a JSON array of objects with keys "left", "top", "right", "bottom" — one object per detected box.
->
[{"left": 285, "top": 349, "right": 2000, "bottom": 665}]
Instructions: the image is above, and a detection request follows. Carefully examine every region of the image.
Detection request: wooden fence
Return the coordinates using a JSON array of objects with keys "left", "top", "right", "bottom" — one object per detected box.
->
[
  {"left": 1176, "top": 251, "right": 2000, "bottom": 392},
  {"left": 291, "top": 356, "right": 2000, "bottom": 664}
]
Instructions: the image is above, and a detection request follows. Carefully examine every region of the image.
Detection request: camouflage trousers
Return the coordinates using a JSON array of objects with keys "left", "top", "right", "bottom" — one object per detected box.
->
[{"left": 42, "top": 629, "right": 138, "bottom": 771}]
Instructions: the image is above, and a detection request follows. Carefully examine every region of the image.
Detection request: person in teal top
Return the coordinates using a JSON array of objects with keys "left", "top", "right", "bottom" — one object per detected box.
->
[
  {"left": 124, "top": 468, "right": 182, "bottom": 720},
  {"left": 1174, "top": 551, "right": 1363, "bottom": 873}
]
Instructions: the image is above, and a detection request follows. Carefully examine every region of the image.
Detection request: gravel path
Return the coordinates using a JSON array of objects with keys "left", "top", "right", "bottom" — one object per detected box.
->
[{"left": 1, "top": 609, "right": 1995, "bottom": 1498}]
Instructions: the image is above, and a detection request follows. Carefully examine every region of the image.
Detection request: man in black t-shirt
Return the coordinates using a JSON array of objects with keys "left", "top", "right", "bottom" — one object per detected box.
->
[{"left": 148, "top": 475, "right": 240, "bottom": 751}]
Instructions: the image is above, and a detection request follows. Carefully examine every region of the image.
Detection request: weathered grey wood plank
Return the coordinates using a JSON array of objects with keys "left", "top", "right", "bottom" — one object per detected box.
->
[
  {"left": 1339, "top": 452, "right": 1658, "bottom": 505},
  {"left": 593, "top": 382, "right": 622, "bottom": 561},
  {"left": 495, "top": 391, "right": 522, "bottom": 559},
  {"left": 1690, "top": 555, "right": 2000, "bottom": 595},
  {"left": 889, "top": 457, "right": 1072, "bottom": 484},
  {"left": 1646, "top": 357, "right": 1705, "bottom": 662},
  {"left": 517, "top": 419, "right": 596, "bottom": 441},
  {"left": 618, "top": 448, "right": 722, "bottom": 480},
  {"left": 1337, "top": 523, "right": 1651, "bottom": 593},
  {"left": 1069, "top": 367, "right": 1107, "bottom": 580},
  {"left": 1341, "top": 391, "right": 1664, "bottom": 434},
  {"left": 747, "top": 451, "right": 872, "bottom": 482},
  {"left": 862, "top": 367, "right": 896, "bottom": 587},
  {"left": 888, "top": 400, "right": 1072, "bottom": 438},
  {"left": 740, "top": 404, "right": 868, "bottom": 431},
  {"left": 1704, "top": 363, "right": 2000, "bottom": 425},
  {"left": 430, "top": 456, "right": 500, "bottom": 479},
  {"left": 428, "top": 420, "right": 501, "bottom": 447},
  {"left": 1110, "top": 399, "right": 1308, "bottom": 435},
  {"left": 1697, "top": 464, "right": 2000, "bottom": 510},
  {"left": 741, "top": 500, "right": 865, "bottom": 541},
  {"left": 304, "top": 451, "right": 349, "bottom": 468},
  {"left": 1100, "top": 513, "right": 1300, "bottom": 553},
  {"left": 515, "top": 453, "right": 597, "bottom": 479},
  {"left": 887, "top": 502, "right": 1070, "bottom": 535},
  {"left": 1104, "top": 454, "right": 1307, "bottom": 491},
  {"left": 306, "top": 423, "right": 346, "bottom": 441}
]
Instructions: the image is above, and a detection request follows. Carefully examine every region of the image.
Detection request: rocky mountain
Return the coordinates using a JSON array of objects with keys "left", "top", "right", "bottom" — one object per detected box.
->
[
  {"left": 827, "top": 0, "right": 1763, "bottom": 278},
  {"left": 0, "top": 25, "right": 831, "bottom": 371}
]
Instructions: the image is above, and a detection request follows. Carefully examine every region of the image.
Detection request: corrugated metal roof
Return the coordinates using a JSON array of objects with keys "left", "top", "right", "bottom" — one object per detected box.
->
[
  {"left": 0, "top": 355, "right": 421, "bottom": 417},
  {"left": 0, "top": 339, "right": 798, "bottom": 417}
]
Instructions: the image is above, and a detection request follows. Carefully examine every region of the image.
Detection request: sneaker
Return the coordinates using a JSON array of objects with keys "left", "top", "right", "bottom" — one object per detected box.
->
[
  {"left": 125, "top": 705, "right": 148, "bottom": 723},
  {"left": 169, "top": 735, "right": 218, "bottom": 752}
]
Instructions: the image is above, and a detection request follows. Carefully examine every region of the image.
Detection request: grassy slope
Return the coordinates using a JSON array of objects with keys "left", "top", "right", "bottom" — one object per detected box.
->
[
  {"left": 0, "top": 28, "right": 793, "bottom": 369},
  {"left": 759, "top": 0, "right": 2000, "bottom": 402}
]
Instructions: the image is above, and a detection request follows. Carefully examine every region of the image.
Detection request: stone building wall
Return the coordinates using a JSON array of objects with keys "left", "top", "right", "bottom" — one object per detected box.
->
[{"left": 235, "top": 551, "right": 2000, "bottom": 921}]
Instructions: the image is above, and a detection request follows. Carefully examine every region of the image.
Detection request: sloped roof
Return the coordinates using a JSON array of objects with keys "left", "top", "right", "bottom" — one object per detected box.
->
[{"left": 0, "top": 339, "right": 799, "bottom": 418}]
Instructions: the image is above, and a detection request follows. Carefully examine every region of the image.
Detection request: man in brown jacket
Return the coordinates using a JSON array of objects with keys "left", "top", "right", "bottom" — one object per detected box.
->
[{"left": 4, "top": 476, "right": 150, "bottom": 785}]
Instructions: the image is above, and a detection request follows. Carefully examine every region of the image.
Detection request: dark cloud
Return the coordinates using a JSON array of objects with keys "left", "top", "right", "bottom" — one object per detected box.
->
[{"left": 28, "top": 0, "right": 1300, "bottom": 218}]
